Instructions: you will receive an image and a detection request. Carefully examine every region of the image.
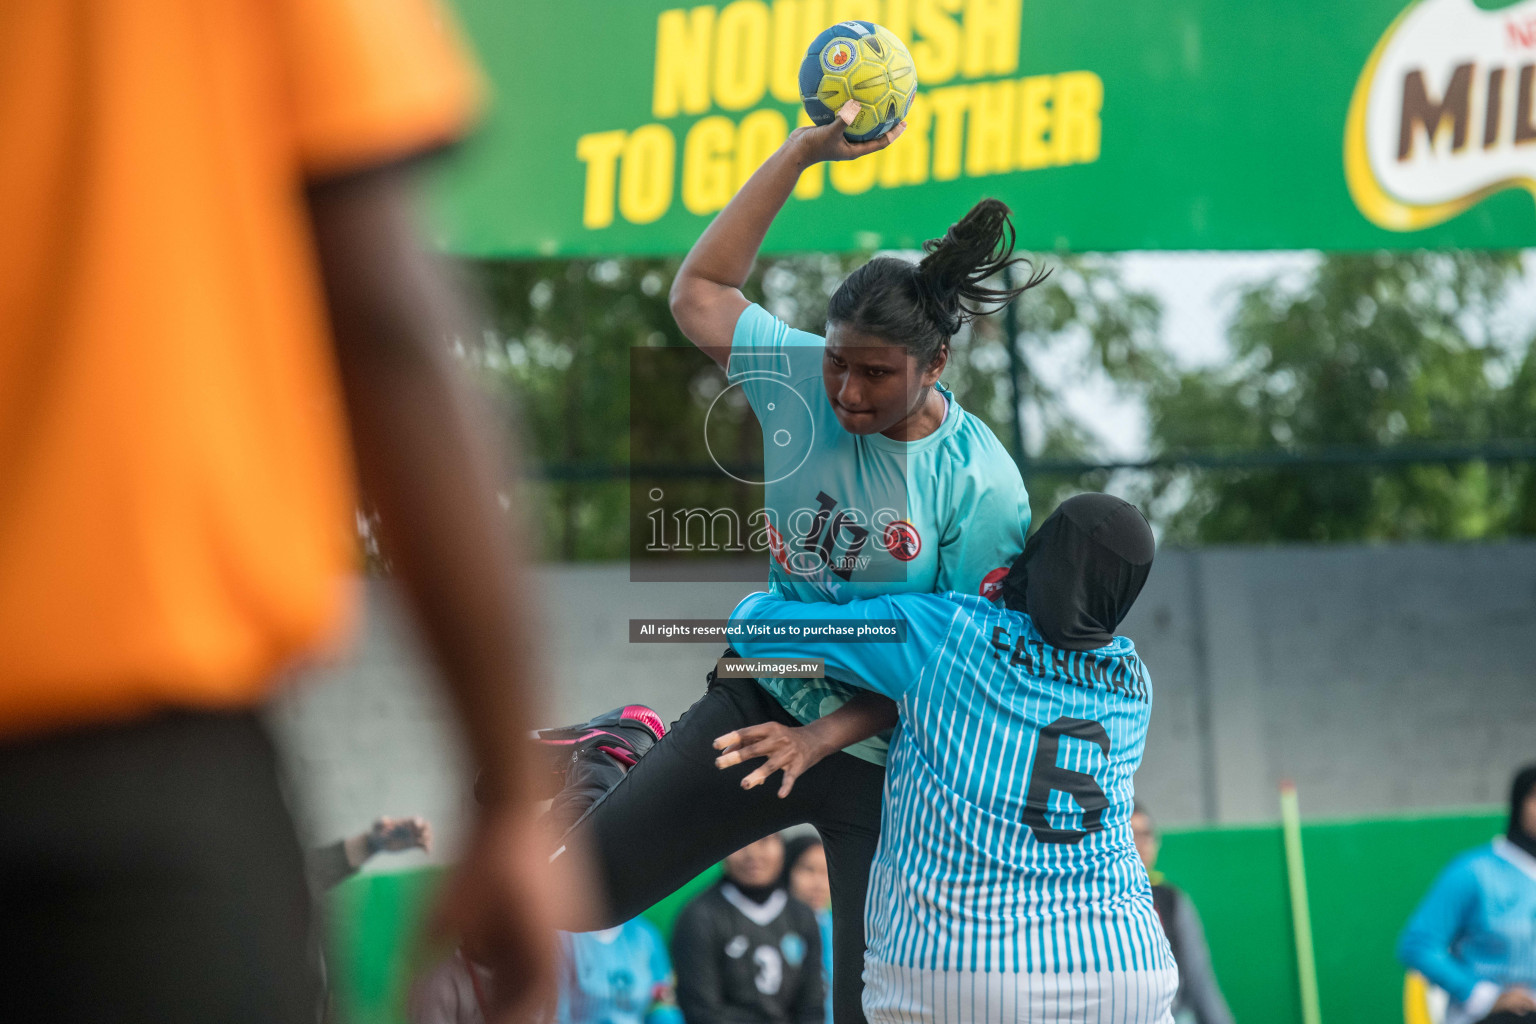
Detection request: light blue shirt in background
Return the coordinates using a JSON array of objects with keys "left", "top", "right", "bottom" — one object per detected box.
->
[
  {"left": 557, "top": 918, "right": 683, "bottom": 1024},
  {"left": 1399, "top": 838, "right": 1536, "bottom": 1024}
]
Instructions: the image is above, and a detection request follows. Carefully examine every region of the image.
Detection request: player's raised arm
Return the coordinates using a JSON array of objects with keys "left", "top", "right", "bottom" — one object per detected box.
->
[
  {"left": 725, "top": 591, "right": 937, "bottom": 700},
  {"left": 668, "top": 100, "right": 904, "bottom": 368}
]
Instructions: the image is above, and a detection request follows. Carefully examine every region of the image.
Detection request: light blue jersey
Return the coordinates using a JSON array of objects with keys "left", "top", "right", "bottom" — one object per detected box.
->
[
  {"left": 557, "top": 919, "right": 683, "bottom": 1024},
  {"left": 1398, "top": 838, "right": 1536, "bottom": 1024},
  {"left": 729, "top": 304, "right": 1030, "bottom": 764},
  {"left": 728, "top": 590, "right": 1176, "bottom": 1023}
]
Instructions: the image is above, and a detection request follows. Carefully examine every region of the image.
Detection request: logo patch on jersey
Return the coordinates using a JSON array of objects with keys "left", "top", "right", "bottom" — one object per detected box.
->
[
  {"left": 779, "top": 932, "right": 806, "bottom": 966},
  {"left": 882, "top": 520, "right": 921, "bottom": 562},
  {"left": 725, "top": 935, "right": 749, "bottom": 959},
  {"left": 980, "top": 566, "right": 1009, "bottom": 600}
]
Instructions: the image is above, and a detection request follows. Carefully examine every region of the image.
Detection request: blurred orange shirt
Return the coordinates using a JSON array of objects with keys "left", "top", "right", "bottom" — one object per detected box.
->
[{"left": 0, "top": 0, "right": 480, "bottom": 738}]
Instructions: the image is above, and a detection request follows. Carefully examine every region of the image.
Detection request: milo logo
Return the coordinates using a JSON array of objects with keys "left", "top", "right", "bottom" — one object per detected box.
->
[{"left": 1346, "top": 0, "right": 1536, "bottom": 230}]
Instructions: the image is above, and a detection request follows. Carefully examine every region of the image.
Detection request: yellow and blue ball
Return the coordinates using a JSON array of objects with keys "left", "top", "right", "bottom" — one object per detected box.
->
[{"left": 798, "top": 21, "right": 917, "bottom": 143}]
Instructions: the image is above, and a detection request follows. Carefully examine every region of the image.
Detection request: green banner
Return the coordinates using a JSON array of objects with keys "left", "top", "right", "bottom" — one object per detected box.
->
[{"left": 433, "top": 0, "right": 1536, "bottom": 256}]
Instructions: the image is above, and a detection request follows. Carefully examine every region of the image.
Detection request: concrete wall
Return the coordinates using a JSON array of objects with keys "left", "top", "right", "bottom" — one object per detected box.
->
[{"left": 270, "top": 541, "right": 1536, "bottom": 858}]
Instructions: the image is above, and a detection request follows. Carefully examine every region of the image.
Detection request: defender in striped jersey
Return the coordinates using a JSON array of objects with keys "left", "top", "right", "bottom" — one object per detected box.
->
[{"left": 719, "top": 494, "right": 1177, "bottom": 1023}]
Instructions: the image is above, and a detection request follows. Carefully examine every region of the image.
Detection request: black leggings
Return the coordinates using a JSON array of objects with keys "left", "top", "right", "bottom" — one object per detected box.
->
[
  {"left": 0, "top": 711, "right": 317, "bottom": 1024},
  {"left": 560, "top": 674, "right": 885, "bottom": 1024}
]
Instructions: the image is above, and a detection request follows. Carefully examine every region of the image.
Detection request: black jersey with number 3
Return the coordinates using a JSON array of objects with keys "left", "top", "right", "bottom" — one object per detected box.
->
[{"left": 670, "top": 881, "right": 824, "bottom": 1024}]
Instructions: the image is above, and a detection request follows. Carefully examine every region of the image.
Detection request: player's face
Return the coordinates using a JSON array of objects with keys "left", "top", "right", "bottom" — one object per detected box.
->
[
  {"left": 1522, "top": 790, "right": 1536, "bottom": 838},
  {"left": 823, "top": 324, "right": 944, "bottom": 436},
  {"left": 1130, "top": 812, "right": 1160, "bottom": 872},
  {"left": 788, "top": 844, "right": 831, "bottom": 910},
  {"left": 725, "top": 835, "right": 785, "bottom": 888}
]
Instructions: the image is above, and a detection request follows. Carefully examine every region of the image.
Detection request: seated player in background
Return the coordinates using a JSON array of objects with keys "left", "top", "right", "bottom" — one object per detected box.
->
[
  {"left": 717, "top": 494, "right": 1177, "bottom": 1023},
  {"left": 670, "top": 835, "right": 826, "bottom": 1024},
  {"left": 1398, "top": 764, "right": 1536, "bottom": 1024},
  {"left": 412, "top": 914, "right": 683, "bottom": 1024},
  {"left": 557, "top": 918, "right": 684, "bottom": 1024},
  {"left": 1131, "top": 804, "right": 1233, "bottom": 1024},
  {"left": 783, "top": 835, "right": 835, "bottom": 1024}
]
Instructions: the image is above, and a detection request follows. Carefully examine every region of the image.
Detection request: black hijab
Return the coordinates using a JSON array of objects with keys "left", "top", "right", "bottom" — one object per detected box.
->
[
  {"left": 998, "top": 493, "right": 1156, "bottom": 650},
  {"left": 1508, "top": 764, "right": 1536, "bottom": 859},
  {"left": 780, "top": 834, "right": 824, "bottom": 892}
]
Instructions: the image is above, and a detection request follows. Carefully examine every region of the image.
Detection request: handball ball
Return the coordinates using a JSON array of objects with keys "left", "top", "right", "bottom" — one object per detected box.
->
[{"left": 799, "top": 21, "right": 917, "bottom": 143}]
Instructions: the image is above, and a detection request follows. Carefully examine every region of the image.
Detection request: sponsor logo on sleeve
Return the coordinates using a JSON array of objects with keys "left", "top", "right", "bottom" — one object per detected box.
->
[{"left": 980, "top": 566, "right": 1010, "bottom": 600}]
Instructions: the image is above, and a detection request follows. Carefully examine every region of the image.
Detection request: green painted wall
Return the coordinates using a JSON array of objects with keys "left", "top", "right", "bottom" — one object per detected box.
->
[
  {"left": 326, "top": 810, "right": 1503, "bottom": 1023},
  {"left": 1161, "top": 809, "right": 1503, "bottom": 1024}
]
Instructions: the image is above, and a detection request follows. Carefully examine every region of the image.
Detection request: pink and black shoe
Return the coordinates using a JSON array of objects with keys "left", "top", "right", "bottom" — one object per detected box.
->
[{"left": 531, "top": 704, "right": 666, "bottom": 796}]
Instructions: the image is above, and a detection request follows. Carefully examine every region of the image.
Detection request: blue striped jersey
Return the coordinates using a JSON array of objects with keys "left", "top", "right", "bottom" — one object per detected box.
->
[
  {"left": 728, "top": 589, "right": 1176, "bottom": 1006},
  {"left": 728, "top": 304, "right": 1030, "bottom": 765}
]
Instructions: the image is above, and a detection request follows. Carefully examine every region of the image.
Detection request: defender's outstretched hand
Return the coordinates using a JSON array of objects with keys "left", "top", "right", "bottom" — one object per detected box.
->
[{"left": 715, "top": 722, "right": 830, "bottom": 798}]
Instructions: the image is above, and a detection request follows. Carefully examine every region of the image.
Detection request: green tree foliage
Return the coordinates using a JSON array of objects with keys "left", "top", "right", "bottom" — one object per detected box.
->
[
  {"left": 459, "top": 249, "right": 1534, "bottom": 559},
  {"left": 458, "top": 252, "right": 1162, "bottom": 560},
  {"left": 462, "top": 254, "right": 866, "bottom": 561},
  {"left": 1145, "top": 251, "right": 1536, "bottom": 543}
]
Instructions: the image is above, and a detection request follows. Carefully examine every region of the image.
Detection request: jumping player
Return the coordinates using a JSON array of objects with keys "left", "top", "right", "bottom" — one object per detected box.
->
[
  {"left": 719, "top": 494, "right": 1178, "bottom": 1023},
  {"left": 546, "top": 99, "right": 1046, "bottom": 1023}
]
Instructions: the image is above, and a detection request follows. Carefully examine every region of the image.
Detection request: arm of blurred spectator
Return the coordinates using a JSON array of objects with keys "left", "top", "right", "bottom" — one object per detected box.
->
[
  {"left": 1492, "top": 987, "right": 1536, "bottom": 1014},
  {"left": 306, "top": 840, "right": 357, "bottom": 892},
  {"left": 310, "top": 165, "right": 573, "bottom": 1022},
  {"left": 791, "top": 908, "right": 826, "bottom": 1024},
  {"left": 1168, "top": 893, "right": 1234, "bottom": 1024},
  {"left": 1397, "top": 856, "right": 1487, "bottom": 1007},
  {"left": 309, "top": 817, "right": 435, "bottom": 892}
]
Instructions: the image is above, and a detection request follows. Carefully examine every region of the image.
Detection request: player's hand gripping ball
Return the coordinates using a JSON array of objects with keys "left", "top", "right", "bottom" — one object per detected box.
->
[{"left": 799, "top": 21, "right": 917, "bottom": 143}]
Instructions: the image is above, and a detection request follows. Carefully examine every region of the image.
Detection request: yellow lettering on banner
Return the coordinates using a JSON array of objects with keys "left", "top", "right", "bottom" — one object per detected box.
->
[
  {"left": 576, "top": 130, "right": 628, "bottom": 228},
  {"left": 1015, "top": 74, "right": 1053, "bottom": 169},
  {"left": 1053, "top": 71, "right": 1103, "bottom": 165},
  {"left": 792, "top": 110, "right": 827, "bottom": 199},
  {"left": 683, "top": 116, "right": 737, "bottom": 214},
  {"left": 714, "top": 1, "right": 770, "bottom": 109},
  {"left": 911, "top": 0, "right": 961, "bottom": 85},
  {"left": 880, "top": 92, "right": 931, "bottom": 187},
  {"left": 882, "top": 0, "right": 912, "bottom": 46},
  {"left": 736, "top": 109, "right": 789, "bottom": 188},
  {"left": 771, "top": 0, "right": 828, "bottom": 103},
  {"left": 830, "top": 149, "right": 880, "bottom": 193},
  {"left": 829, "top": 0, "right": 882, "bottom": 22},
  {"left": 654, "top": 7, "right": 716, "bottom": 118},
  {"left": 928, "top": 84, "right": 970, "bottom": 180},
  {"left": 965, "top": 79, "right": 1015, "bottom": 175},
  {"left": 962, "top": 0, "right": 1021, "bottom": 77},
  {"left": 795, "top": 163, "right": 827, "bottom": 198},
  {"left": 619, "top": 125, "right": 676, "bottom": 224}
]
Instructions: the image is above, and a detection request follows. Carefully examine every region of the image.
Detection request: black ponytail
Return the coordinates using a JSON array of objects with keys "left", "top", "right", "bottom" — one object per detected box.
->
[{"left": 826, "top": 198, "right": 1050, "bottom": 368}]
